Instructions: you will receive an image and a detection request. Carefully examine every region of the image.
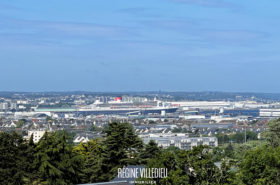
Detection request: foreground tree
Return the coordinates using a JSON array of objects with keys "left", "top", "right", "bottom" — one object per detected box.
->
[
  {"left": 123, "top": 123, "right": 144, "bottom": 165},
  {"left": 233, "top": 144, "right": 252, "bottom": 162},
  {"left": 23, "top": 134, "right": 40, "bottom": 184},
  {"left": 54, "top": 130, "right": 76, "bottom": 145},
  {"left": 99, "top": 122, "right": 144, "bottom": 181},
  {"left": 211, "top": 147, "right": 225, "bottom": 162},
  {"left": 32, "top": 131, "right": 84, "bottom": 185},
  {"left": 262, "top": 118, "right": 280, "bottom": 148},
  {"left": 100, "top": 121, "right": 129, "bottom": 181},
  {"left": 239, "top": 145, "right": 280, "bottom": 184},
  {"left": 138, "top": 140, "right": 161, "bottom": 165},
  {"left": 74, "top": 138, "right": 104, "bottom": 183},
  {"left": 137, "top": 145, "right": 235, "bottom": 185},
  {"left": 0, "top": 131, "right": 27, "bottom": 184},
  {"left": 137, "top": 150, "right": 179, "bottom": 184},
  {"left": 224, "top": 143, "right": 234, "bottom": 158},
  {"left": 178, "top": 145, "right": 235, "bottom": 184}
]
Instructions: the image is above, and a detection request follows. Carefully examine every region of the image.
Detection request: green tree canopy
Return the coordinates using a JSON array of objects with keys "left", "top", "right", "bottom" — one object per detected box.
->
[
  {"left": 224, "top": 135, "right": 230, "bottom": 143},
  {"left": 32, "top": 131, "right": 84, "bottom": 185},
  {"left": 137, "top": 150, "right": 178, "bottom": 184},
  {"left": 54, "top": 130, "right": 76, "bottom": 145},
  {"left": 225, "top": 143, "right": 234, "bottom": 158},
  {"left": 23, "top": 134, "right": 39, "bottom": 184},
  {"left": 0, "top": 131, "right": 28, "bottom": 184},
  {"left": 73, "top": 138, "right": 104, "bottom": 183},
  {"left": 172, "top": 128, "right": 182, "bottom": 133},
  {"left": 239, "top": 145, "right": 280, "bottom": 184},
  {"left": 100, "top": 122, "right": 144, "bottom": 181},
  {"left": 178, "top": 145, "right": 235, "bottom": 184},
  {"left": 16, "top": 120, "right": 25, "bottom": 128},
  {"left": 262, "top": 118, "right": 280, "bottom": 148},
  {"left": 139, "top": 140, "right": 161, "bottom": 165},
  {"left": 90, "top": 124, "right": 96, "bottom": 131},
  {"left": 163, "top": 146, "right": 181, "bottom": 155},
  {"left": 137, "top": 145, "right": 235, "bottom": 185},
  {"left": 246, "top": 130, "right": 258, "bottom": 140},
  {"left": 211, "top": 147, "right": 225, "bottom": 162},
  {"left": 148, "top": 120, "right": 156, "bottom": 124},
  {"left": 16, "top": 119, "right": 27, "bottom": 128},
  {"left": 232, "top": 133, "right": 246, "bottom": 143}
]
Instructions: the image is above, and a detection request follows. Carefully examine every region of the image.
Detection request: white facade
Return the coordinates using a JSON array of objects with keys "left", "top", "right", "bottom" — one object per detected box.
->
[
  {"left": 17, "top": 100, "right": 28, "bottom": 104},
  {"left": 139, "top": 133, "right": 189, "bottom": 138},
  {"left": 167, "top": 101, "right": 230, "bottom": 109},
  {"left": 0, "top": 103, "right": 8, "bottom": 109},
  {"left": 179, "top": 115, "right": 205, "bottom": 120},
  {"left": 18, "top": 105, "right": 26, "bottom": 109},
  {"left": 122, "top": 96, "right": 147, "bottom": 102},
  {"left": 167, "top": 101, "right": 271, "bottom": 110},
  {"left": 260, "top": 109, "right": 280, "bottom": 117},
  {"left": 28, "top": 130, "right": 46, "bottom": 143},
  {"left": 73, "top": 136, "right": 90, "bottom": 143},
  {"left": 244, "top": 104, "right": 270, "bottom": 108},
  {"left": 143, "top": 136, "right": 218, "bottom": 150},
  {"left": 10, "top": 103, "right": 17, "bottom": 109},
  {"left": 74, "top": 100, "right": 86, "bottom": 104}
]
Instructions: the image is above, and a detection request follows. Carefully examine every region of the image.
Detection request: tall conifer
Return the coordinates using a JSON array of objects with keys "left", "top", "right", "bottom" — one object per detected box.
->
[
  {"left": 100, "top": 121, "right": 127, "bottom": 181},
  {"left": 139, "top": 140, "right": 161, "bottom": 165},
  {"left": 23, "top": 133, "right": 40, "bottom": 184},
  {"left": 0, "top": 131, "right": 27, "bottom": 184},
  {"left": 32, "top": 130, "right": 84, "bottom": 184}
]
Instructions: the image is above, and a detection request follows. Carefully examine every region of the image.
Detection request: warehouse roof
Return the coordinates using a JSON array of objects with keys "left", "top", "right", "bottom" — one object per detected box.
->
[{"left": 34, "top": 108, "right": 76, "bottom": 112}]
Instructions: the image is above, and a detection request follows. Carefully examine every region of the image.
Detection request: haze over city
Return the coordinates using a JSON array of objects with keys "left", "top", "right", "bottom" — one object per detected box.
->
[{"left": 1, "top": 0, "right": 280, "bottom": 92}]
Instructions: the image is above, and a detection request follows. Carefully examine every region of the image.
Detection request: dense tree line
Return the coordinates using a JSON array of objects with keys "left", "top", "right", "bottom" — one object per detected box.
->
[
  {"left": 215, "top": 130, "right": 258, "bottom": 145},
  {"left": 0, "top": 122, "right": 147, "bottom": 184},
  {"left": 1, "top": 119, "right": 280, "bottom": 184}
]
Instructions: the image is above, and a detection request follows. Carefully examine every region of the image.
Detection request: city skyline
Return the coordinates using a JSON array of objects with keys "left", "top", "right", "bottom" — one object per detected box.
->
[{"left": 1, "top": 0, "right": 280, "bottom": 92}]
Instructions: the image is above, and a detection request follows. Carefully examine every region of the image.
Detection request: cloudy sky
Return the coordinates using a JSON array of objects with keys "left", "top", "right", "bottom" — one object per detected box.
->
[{"left": 0, "top": 0, "right": 280, "bottom": 92}]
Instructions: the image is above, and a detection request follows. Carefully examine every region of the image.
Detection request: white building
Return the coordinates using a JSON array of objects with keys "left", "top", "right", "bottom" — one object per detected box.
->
[
  {"left": 244, "top": 103, "right": 270, "bottom": 109},
  {"left": 166, "top": 101, "right": 231, "bottom": 110},
  {"left": 73, "top": 136, "right": 90, "bottom": 143},
  {"left": 143, "top": 136, "right": 218, "bottom": 150},
  {"left": 18, "top": 105, "right": 26, "bottom": 109},
  {"left": 139, "top": 133, "right": 189, "bottom": 138},
  {"left": 28, "top": 130, "right": 47, "bottom": 143},
  {"left": 122, "top": 96, "right": 147, "bottom": 102},
  {"left": 179, "top": 115, "right": 205, "bottom": 120},
  {"left": 17, "top": 100, "right": 28, "bottom": 104},
  {"left": 10, "top": 103, "right": 17, "bottom": 110},
  {"left": 260, "top": 109, "right": 280, "bottom": 117},
  {"left": 74, "top": 99, "right": 86, "bottom": 104},
  {"left": 0, "top": 103, "right": 8, "bottom": 110}
]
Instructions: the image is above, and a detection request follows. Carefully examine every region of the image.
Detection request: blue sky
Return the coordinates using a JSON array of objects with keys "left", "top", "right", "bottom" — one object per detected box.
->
[{"left": 0, "top": 0, "right": 280, "bottom": 92}]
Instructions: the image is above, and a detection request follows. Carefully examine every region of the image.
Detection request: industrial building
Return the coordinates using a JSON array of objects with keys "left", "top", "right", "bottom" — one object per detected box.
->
[
  {"left": 259, "top": 109, "right": 280, "bottom": 117},
  {"left": 166, "top": 101, "right": 231, "bottom": 110}
]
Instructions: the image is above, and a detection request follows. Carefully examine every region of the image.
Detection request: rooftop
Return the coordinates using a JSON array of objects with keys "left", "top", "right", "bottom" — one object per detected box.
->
[{"left": 34, "top": 108, "right": 76, "bottom": 112}]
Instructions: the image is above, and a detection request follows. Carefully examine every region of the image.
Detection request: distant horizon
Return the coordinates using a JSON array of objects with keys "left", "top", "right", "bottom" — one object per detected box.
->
[{"left": 1, "top": 91, "right": 280, "bottom": 94}]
